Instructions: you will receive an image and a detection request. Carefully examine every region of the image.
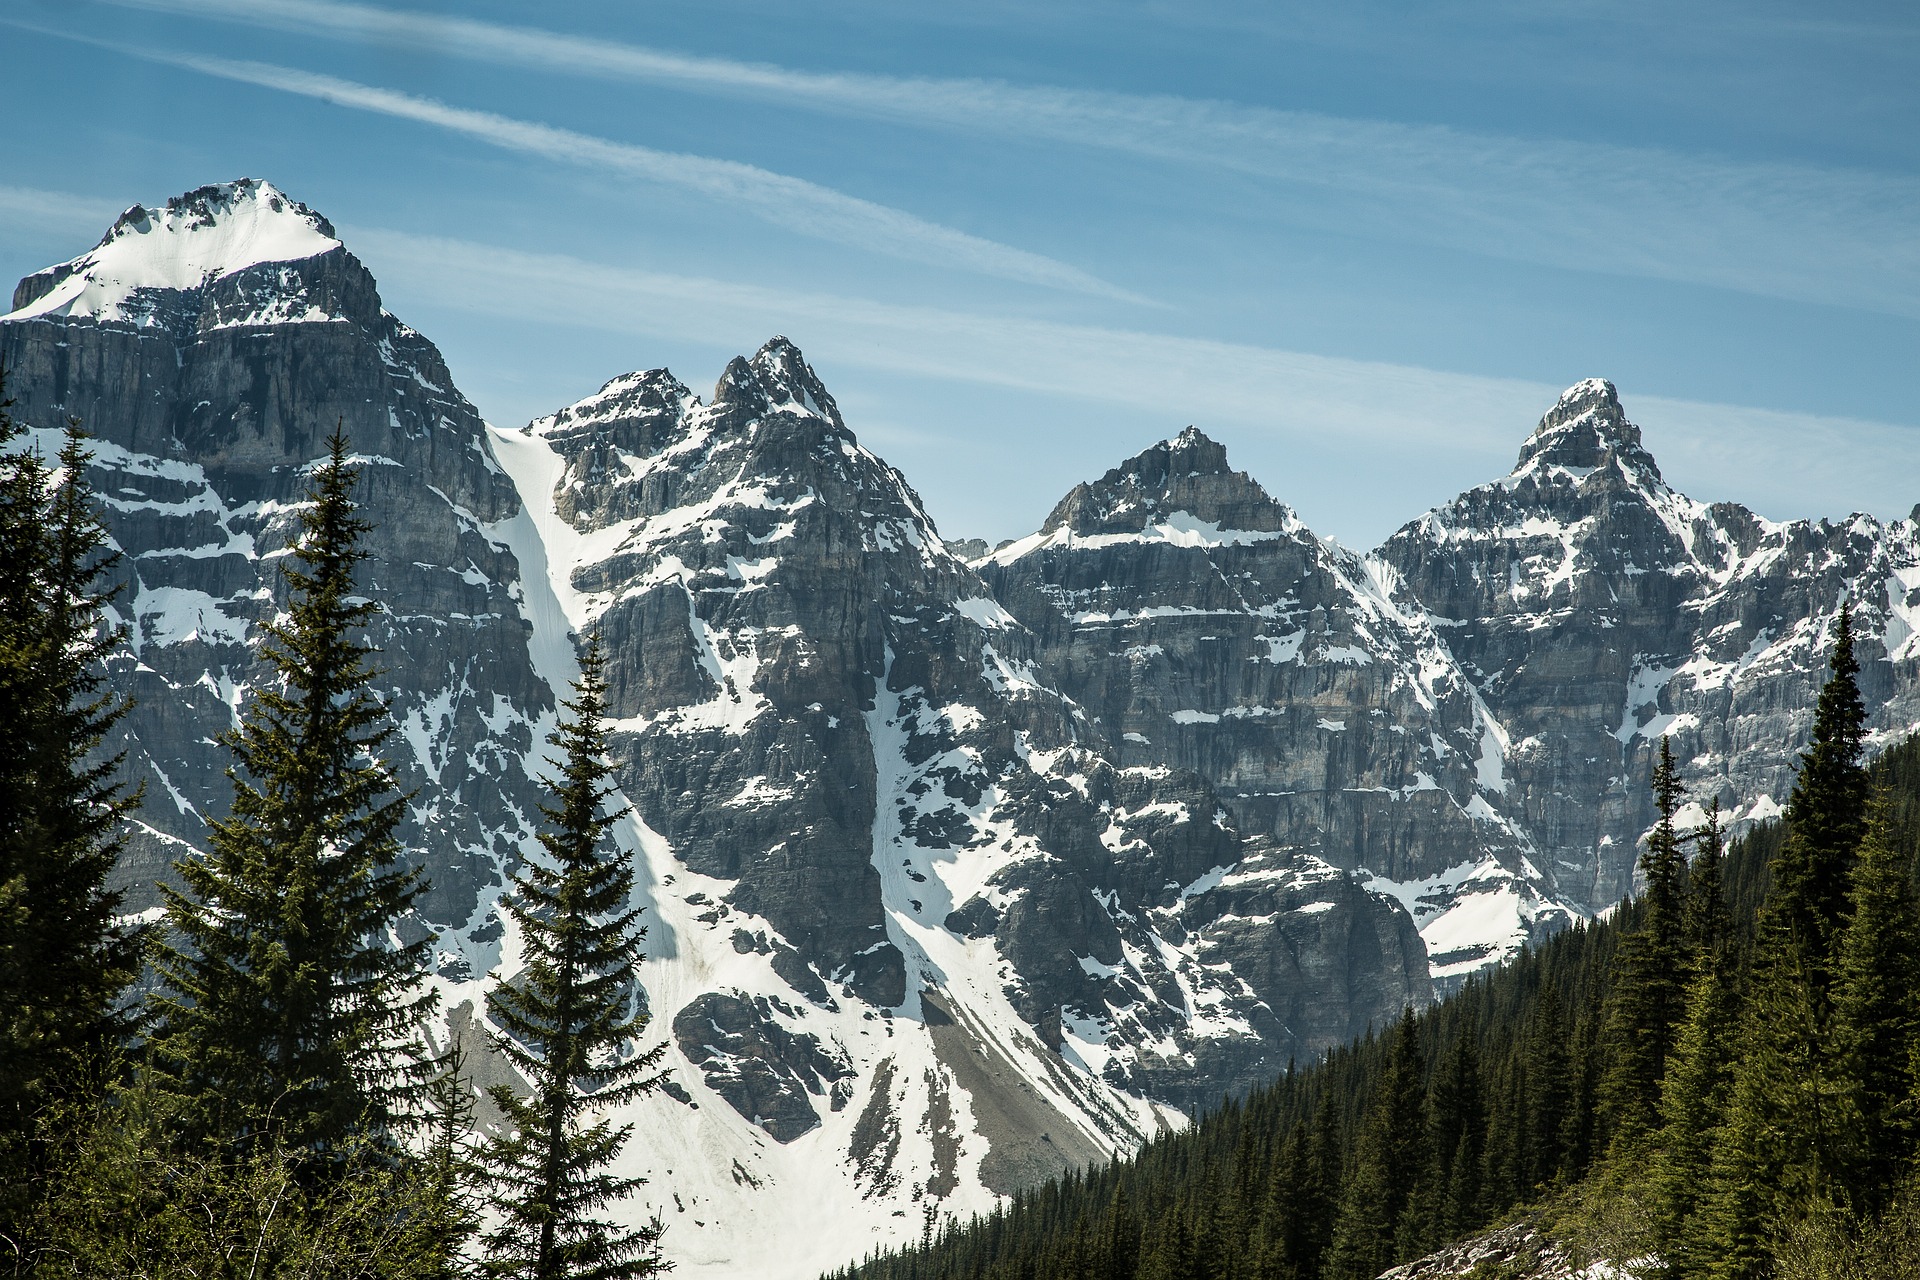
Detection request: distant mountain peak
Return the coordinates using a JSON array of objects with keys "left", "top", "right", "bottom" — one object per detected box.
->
[
  {"left": 1032, "top": 426, "right": 1291, "bottom": 542},
  {"left": 7, "top": 178, "right": 341, "bottom": 322},
  {"left": 1512, "top": 377, "right": 1659, "bottom": 482}
]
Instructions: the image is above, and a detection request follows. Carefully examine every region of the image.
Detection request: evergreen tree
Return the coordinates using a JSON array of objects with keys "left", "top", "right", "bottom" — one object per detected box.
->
[
  {"left": 1692, "top": 607, "right": 1877, "bottom": 1276},
  {"left": 480, "top": 639, "right": 668, "bottom": 1280},
  {"left": 1327, "top": 1010, "right": 1428, "bottom": 1279},
  {"left": 1693, "top": 951, "right": 1840, "bottom": 1280},
  {"left": 1686, "top": 801, "right": 1730, "bottom": 962},
  {"left": 1099, "top": 1185, "right": 1139, "bottom": 1280},
  {"left": 1648, "top": 798, "right": 1739, "bottom": 1274},
  {"left": 1524, "top": 984, "right": 1573, "bottom": 1189},
  {"left": 422, "top": 1047, "right": 483, "bottom": 1279},
  {"left": 0, "top": 404, "right": 143, "bottom": 1251},
  {"left": 147, "top": 429, "right": 436, "bottom": 1162},
  {"left": 1426, "top": 1031, "right": 1485, "bottom": 1243},
  {"left": 1649, "top": 959, "right": 1739, "bottom": 1276},
  {"left": 1601, "top": 737, "right": 1692, "bottom": 1146},
  {"left": 1828, "top": 793, "right": 1920, "bottom": 1213},
  {"left": 1766, "top": 601, "right": 1869, "bottom": 982}
]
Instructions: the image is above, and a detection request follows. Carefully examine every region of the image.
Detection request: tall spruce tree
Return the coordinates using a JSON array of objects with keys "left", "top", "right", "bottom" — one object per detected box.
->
[
  {"left": 1420, "top": 1031, "right": 1486, "bottom": 1247},
  {"left": 1828, "top": 792, "right": 1920, "bottom": 1213},
  {"left": 1600, "top": 737, "right": 1692, "bottom": 1146},
  {"left": 1648, "top": 798, "right": 1738, "bottom": 1275},
  {"left": 1685, "top": 801, "right": 1730, "bottom": 961},
  {"left": 0, "top": 402, "right": 143, "bottom": 1256},
  {"left": 422, "top": 1047, "right": 483, "bottom": 1279},
  {"left": 147, "top": 429, "right": 435, "bottom": 1162},
  {"left": 1692, "top": 613, "right": 1874, "bottom": 1277},
  {"left": 1649, "top": 960, "right": 1740, "bottom": 1276},
  {"left": 480, "top": 638, "right": 668, "bottom": 1280},
  {"left": 1327, "top": 1010, "right": 1428, "bottom": 1279},
  {"left": 1766, "top": 601, "right": 1869, "bottom": 982}
]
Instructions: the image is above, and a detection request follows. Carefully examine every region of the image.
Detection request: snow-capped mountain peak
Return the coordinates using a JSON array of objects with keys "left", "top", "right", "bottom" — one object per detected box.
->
[
  {"left": 1511, "top": 376, "right": 1661, "bottom": 483},
  {"left": 992, "top": 426, "right": 1301, "bottom": 566},
  {"left": 7, "top": 178, "right": 341, "bottom": 325}
]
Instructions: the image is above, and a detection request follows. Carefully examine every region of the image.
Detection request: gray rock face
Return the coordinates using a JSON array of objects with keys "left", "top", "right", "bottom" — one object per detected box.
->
[
  {"left": 982, "top": 388, "right": 1920, "bottom": 984},
  {"left": 981, "top": 427, "right": 1569, "bottom": 982},
  {"left": 0, "top": 179, "right": 550, "bottom": 960},
  {"left": 672, "top": 991, "right": 854, "bottom": 1142},
  {"left": 1377, "top": 379, "right": 1920, "bottom": 914}
]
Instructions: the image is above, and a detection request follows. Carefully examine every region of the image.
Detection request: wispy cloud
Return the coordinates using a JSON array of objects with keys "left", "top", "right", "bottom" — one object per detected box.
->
[
  {"left": 342, "top": 226, "right": 1920, "bottom": 539},
  {"left": 0, "top": 185, "right": 127, "bottom": 239},
  {"left": 12, "top": 25, "right": 1140, "bottom": 305},
  {"left": 99, "top": 0, "right": 1920, "bottom": 318}
]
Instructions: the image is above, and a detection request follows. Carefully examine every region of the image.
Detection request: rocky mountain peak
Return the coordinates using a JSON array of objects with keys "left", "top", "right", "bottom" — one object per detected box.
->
[
  {"left": 1036, "top": 425, "right": 1293, "bottom": 540},
  {"left": 710, "top": 336, "right": 844, "bottom": 429},
  {"left": 7, "top": 178, "right": 344, "bottom": 323},
  {"left": 1512, "top": 377, "right": 1660, "bottom": 482}
]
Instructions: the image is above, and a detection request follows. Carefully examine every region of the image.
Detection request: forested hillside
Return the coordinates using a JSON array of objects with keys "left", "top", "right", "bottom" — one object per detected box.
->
[{"left": 833, "top": 617, "right": 1920, "bottom": 1280}]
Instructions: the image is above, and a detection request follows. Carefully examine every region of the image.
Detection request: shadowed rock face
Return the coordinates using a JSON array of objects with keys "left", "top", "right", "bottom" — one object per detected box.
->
[
  {"left": 0, "top": 180, "right": 550, "bottom": 948},
  {"left": 673, "top": 991, "right": 854, "bottom": 1142}
]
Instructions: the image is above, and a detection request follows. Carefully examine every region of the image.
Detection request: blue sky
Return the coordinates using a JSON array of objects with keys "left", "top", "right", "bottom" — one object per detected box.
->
[{"left": 3, "top": 0, "right": 1916, "bottom": 547}]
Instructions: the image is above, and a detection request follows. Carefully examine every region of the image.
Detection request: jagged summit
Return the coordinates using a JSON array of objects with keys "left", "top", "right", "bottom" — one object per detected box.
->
[
  {"left": 1512, "top": 377, "right": 1660, "bottom": 482},
  {"left": 1020, "top": 425, "right": 1294, "bottom": 549},
  {"left": 711, "top": 335, "right": 844, "bottom": 428},
  {"left": 7, "top": 178, "right": 342, "bottom": 323},
  {"left": 534, "top": 338, "right": 844, "bottom": 443}
]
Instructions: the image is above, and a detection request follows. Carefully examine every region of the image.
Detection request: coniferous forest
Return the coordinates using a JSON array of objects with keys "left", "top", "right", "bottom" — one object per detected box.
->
[
  {"left": 0, "top": 379, "right": 666, "bottom": 1278},
  {"left": 832, "top": 613, "right": 1920, "bottom": 1280}
]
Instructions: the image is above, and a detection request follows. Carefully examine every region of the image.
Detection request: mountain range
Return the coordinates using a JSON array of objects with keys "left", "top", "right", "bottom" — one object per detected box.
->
[{"left": 4, "top": 179, "right": 1916, "bottom": 1278}]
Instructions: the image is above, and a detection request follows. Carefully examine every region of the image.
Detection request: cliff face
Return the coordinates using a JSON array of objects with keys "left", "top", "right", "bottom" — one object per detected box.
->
[
  {"left": 504, "top": 340, "right": 1428, "bottom": 1119},
  {"left": 981, "top": 384, "right": 1920, "bottom": 984},
  {"left": 981, "top": 427, "right": 1570, "bottom": 983}
]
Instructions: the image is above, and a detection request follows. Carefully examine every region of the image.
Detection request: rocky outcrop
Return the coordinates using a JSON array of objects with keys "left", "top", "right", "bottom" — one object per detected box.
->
[
  {"left": 672, "top": 991, "right": 854, "bottom": 1142},
  {"left": 1379, "top": 1223, "right": 1632, "bottom": 1279}
]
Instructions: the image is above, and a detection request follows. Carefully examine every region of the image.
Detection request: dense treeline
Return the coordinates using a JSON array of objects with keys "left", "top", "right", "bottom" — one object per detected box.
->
[
  {"left": 833, "top": 611, "right": 1920, "bottom": 1280},
  {"left": 0, "top": 375, "right": 667, "bottom": 1279}
]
